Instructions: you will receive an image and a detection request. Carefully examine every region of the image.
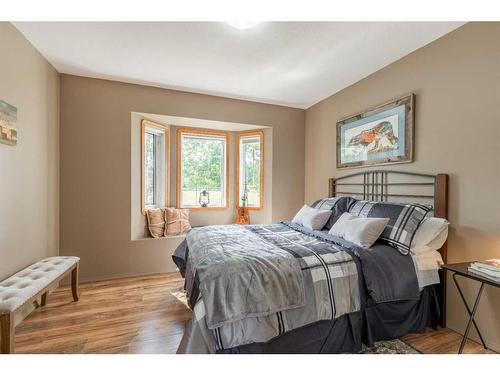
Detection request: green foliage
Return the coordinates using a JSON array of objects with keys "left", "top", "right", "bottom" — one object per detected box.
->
[
  {"left": 145, "top": 133, "right": 156, "bottom": 205},
  {"left": 181, "top": 137, "right": 224, "bottom": 190},
  {"left": 242, "top": 140, "right": 261, "bottom": 193},
  {"left": 181, "top": 135, "right": 262, "bottom": 207}
]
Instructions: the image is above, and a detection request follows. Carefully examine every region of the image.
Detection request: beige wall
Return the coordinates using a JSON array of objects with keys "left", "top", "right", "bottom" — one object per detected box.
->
[
  {"left": 60, "top": 74, "right": 304, "bottom": 282},
  {"left": 305, "top": 22, "right": 500, "bottom": 351},
  {"left": 0, "top": 23, "right": 60, "bottom": 280}
]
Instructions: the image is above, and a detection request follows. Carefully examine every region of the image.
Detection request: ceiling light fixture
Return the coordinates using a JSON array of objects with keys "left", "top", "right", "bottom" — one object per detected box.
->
[{"left": 225, "top": 21, "right": 261, "bottom": 30}]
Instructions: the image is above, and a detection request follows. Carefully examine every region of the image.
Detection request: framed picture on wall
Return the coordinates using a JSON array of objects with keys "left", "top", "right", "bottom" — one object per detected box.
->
[
  {"left": 336, "top": 94, "right": 414, "bottom": 169},
  {"left": 0, "top": 99, "right": 17, "bottom": 146}
]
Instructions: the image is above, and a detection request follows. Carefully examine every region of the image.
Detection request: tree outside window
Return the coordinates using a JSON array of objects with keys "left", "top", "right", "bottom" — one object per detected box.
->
[
  {"left": 237, "top": 132, "right": 263, "bottom": 209},
  {"left": 178, "top": 130, "right": 228, "bottom": 208}
]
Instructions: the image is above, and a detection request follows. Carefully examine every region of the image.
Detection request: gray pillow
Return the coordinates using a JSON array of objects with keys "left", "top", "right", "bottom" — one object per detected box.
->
[
  {"left": 311, "top": 196, "right": 358, "bottom": 229},
  {"left": 348, "top": 200, "right": 432, "bottom": 255},
  {"left": 328, "top": 212, "right": 389, "bottom": 249}
]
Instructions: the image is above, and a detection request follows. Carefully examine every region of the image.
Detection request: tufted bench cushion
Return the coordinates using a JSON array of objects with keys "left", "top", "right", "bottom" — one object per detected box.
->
[
  {"left": 1, "top": 255, "right": 80, "bottom": 353},
  {"left": 0, "top": 256, "right": 79, "bottom": 314}
]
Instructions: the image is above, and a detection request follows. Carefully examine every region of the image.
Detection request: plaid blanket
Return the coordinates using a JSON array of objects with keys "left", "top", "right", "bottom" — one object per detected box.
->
[
  {"left": 180, "top": 224, "right": 306, "bottom": 329},
  {"left": 174, "top": 222, "right": 422, "bottom": 352},
  {"left": 173, "top": 223, "right": 361, "bottom": 346}
]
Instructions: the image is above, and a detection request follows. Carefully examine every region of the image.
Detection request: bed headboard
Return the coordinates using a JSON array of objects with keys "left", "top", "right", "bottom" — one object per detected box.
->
[{"left": 328, "top": 170, "right": 449, "bottom": 327}]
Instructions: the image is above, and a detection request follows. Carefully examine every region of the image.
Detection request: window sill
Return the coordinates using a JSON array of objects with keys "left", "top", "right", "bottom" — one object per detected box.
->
[
  {"left": 182, "top": 206, "right": 228, "bottom": 211},
  {"left": 237, "top": 206, "right": 263, "bottom": 211},
  {"left": 132, "top": 233, "right": 187, "bottom": 242}
]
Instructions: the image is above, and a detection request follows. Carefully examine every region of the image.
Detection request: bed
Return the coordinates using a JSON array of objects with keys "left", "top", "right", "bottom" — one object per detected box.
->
[{"left": 172, "top": 170, "right": 449, "bottom": 353}]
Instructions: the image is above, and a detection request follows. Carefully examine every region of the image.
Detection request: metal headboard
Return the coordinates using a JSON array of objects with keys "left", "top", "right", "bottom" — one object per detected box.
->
[
  {"left": 328, "top": 170, "right": 449, "bottom": 327},
  {"left": 329, "top": 170, "right": 448, "bottom": 218}
]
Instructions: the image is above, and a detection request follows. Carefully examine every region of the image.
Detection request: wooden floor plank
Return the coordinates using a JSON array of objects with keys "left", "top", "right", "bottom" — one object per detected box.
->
[
  {"left": 15, "top": 273, "right": 191, "bottom": 354},
  {"left": 403, "top": 327, "right": 496, "bottom": 354},
  {"left": 13, "top": 273, "right": 496, "bottom": 354}
]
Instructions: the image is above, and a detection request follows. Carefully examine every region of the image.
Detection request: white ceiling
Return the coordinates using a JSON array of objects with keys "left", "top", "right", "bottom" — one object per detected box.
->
[{"left": 14, "top": 22, "right": 464, "bottom": 109}]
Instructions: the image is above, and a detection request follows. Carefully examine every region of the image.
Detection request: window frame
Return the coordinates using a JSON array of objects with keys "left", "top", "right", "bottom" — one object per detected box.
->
[
  {"left": 177, "top": 128, "right": 229, "bottom": 211},
  {"left": 236, "top": 130, "right": 264, "bottom": 210},
  {"left": 141, "top": 119, "right": 169, "bottom": 215}
]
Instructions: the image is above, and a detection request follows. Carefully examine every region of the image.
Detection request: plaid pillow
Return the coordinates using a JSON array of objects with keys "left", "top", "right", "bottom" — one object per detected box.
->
[
  {"left": 164, "top": 207, "right": 192, "bottom": 236},
  {"left": 311, "top": 196, "right": 358, "bottom": 230},
  {"left": 348, "top": 201, "right": 432, "bottom": 255}
]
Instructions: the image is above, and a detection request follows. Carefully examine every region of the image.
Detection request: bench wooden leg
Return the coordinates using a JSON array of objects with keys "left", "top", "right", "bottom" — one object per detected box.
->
[
  {"left": 0, "top": 313, "right": 14, "bottom": 354},
  {"left": 71, "top": 264, "right": 79, "bottom": 302},
  {"left": 41, "top": 292, "right": 48, "bottom": 307}
]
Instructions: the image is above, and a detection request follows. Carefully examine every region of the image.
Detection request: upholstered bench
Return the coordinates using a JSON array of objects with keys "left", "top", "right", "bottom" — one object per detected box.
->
[{"left": 0, "top": 256, "right": 80, "bottom": 354}]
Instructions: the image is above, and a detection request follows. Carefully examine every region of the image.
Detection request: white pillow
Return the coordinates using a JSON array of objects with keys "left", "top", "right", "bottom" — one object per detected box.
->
[
  {"left": 292, "top": 205, "right": 309, "bottom": 224},
  {"left": 411, "top": 217, "right": 449, "bottom": 254},
  {"left": 411, "top": 229, "right": 448, "bottom": 255},
  {"left": 292, "top": 205, "right": 331, "bottom": 231},
  {"left": 328, "top": 212, "right": 389, "bottom": 249}
]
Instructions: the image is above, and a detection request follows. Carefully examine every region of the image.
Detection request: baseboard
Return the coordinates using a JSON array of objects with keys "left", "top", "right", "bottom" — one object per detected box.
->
[{"left": 77, "top": 270, "right": 179, "bottom": 285}]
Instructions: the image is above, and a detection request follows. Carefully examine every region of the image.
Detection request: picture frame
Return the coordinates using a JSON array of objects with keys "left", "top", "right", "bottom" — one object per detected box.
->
[
  {"left": 336, "top": 94, "right": 414, "bottom": 169},
  {"left": 0, "top": 99, "right": 18, "bottom": 146}
]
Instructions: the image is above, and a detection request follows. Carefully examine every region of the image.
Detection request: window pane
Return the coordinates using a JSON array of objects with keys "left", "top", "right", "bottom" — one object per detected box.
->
[
  {"left": 181, "top": 133, "right": 226, "bottom": 207},
  {"left": 144, "top": 132, "right": 156, "bottom": 207},
  {"left": 239, "top": 135, "right": 261, "bottom": 208},
  {"left": 142, "top": 121, "right": 168, "bottom": 214}
]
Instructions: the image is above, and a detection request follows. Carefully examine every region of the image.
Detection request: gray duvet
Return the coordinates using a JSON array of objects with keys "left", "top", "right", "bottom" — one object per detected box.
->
[
  {"left": 184, "top": 224, "right": 306, "bottom": 329},
  {"left": 172, "top": 222, "right": 421, "bottom": 353}
]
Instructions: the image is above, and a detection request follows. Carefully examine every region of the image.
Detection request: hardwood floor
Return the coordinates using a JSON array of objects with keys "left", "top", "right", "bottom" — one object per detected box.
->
[
  {"left": 14, "top": 273, "right": 496, "bottom": 354},
  {"left": 15, "top": 273, "right": 191, "bottom": 354},
  {"left": 403, "top": 328, "right": 496, "bottom": 354}
]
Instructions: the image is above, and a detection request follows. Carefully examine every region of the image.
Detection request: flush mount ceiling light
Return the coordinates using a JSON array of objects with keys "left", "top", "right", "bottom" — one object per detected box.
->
[{"left": 225, "top": 21, "right": 261, "bottom": 30}]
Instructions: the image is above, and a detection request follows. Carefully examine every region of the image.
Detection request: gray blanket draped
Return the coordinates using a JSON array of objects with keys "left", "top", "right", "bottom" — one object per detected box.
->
[
  {"left": 173, "top": 222, "right": 423, "bottom": 352},
  {"left": 184, "top": 225, "right": 305, "bottom": 329}
]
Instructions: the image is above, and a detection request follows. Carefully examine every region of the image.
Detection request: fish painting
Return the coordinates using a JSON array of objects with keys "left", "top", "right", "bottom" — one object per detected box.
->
[
  {"left": 337, "top": 95, "right": 413, "bottom": 169},
  {"left": 347, "top": 121, "right": 398, "bottom": 154}
]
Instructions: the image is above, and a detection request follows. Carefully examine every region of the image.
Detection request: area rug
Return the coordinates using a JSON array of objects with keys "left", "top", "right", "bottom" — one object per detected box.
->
[{"left": 359, "top": 339, "right": 421, "bottom": 354}]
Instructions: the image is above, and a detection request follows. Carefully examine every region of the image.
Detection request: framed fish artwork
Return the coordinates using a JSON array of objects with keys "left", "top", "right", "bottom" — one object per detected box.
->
[{"left": 336, "top": 94, "right": 414, "bottom": 169}]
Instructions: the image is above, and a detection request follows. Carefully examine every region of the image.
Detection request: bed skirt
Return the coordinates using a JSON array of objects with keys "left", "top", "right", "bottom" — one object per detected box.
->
[{"left": 214, "top": 286, "right": 439, "bottom": 354}]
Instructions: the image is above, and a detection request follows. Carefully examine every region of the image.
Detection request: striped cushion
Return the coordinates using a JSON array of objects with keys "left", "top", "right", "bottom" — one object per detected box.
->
[
  {"left": 146, "top": 208, "right": 166, "bottom": 238},
  {"left": 348, "top": 201, "right": 432, "bottom": 255},
  {"left": 311, "top": 197, "right": 358, "bottom": 230}
]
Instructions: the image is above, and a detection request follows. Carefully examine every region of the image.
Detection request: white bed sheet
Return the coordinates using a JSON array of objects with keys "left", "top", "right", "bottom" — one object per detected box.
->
[{"left": 411, "top": 251, "right": 444, "bottom": 289}]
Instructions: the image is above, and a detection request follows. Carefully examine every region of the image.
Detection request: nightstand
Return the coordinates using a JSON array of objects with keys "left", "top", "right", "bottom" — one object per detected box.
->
[{"left": 442, "top": 262, "right": 499, "bottom": 354}]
